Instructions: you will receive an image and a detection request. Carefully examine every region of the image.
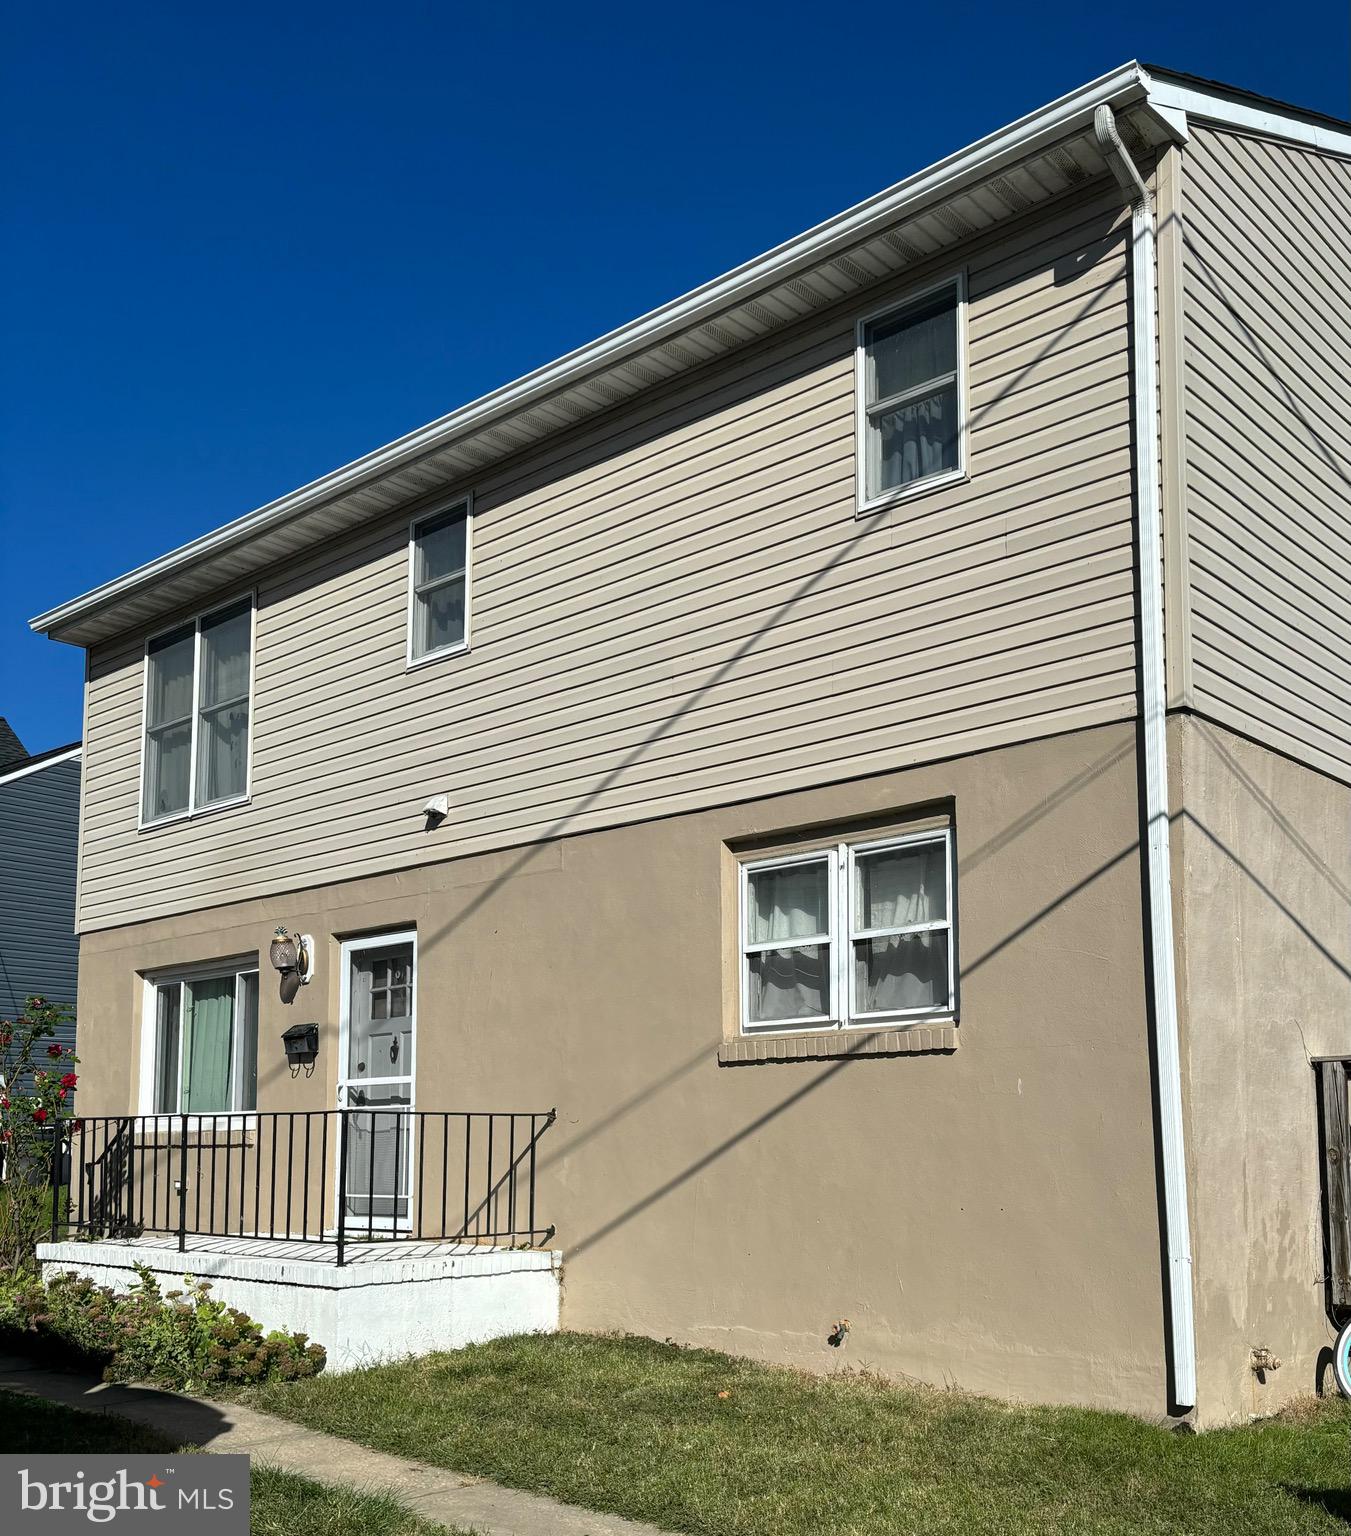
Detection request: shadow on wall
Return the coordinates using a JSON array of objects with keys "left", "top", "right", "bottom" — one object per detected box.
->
[
  {"left": 555, "top": 735, "right": 1145, "bottom": 1261},
  {"left": 413, "top": 213, "right": 1130, "bottom": 976},
  {"left": 1183, "top": 227, "right": 1351, "bottom": 495},
  {"left": 550, "top": 719, "right": 1351, "bottom": 1270}
]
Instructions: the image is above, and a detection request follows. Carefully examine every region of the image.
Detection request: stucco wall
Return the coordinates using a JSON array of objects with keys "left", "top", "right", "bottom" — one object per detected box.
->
[
  {"left": 1175, "top": 714, "right": 1351, "bottom": 1424},
  {"left": 76, "top": 721, "right": 1168, "bottom": 1414}
]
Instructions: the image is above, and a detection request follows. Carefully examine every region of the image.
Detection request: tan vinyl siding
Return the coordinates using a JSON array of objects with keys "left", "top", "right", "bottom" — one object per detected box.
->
[
  {"left": 1181, "top": 125, "right": 1351, "bottom": 781},
  {"left": 78, "top": 187, "right": 1137, "bottom": 930}
]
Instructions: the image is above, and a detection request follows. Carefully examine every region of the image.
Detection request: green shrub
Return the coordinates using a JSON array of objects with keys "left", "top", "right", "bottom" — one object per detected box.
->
[{"left": 0, "top": 1264, "right": 325, "bottom": 1390}]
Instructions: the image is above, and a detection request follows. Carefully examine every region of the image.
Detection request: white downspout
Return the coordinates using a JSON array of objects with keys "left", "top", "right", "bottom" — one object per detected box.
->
[{"left": 1093, "top": 103, "right": 1196, "bottom": 1413}]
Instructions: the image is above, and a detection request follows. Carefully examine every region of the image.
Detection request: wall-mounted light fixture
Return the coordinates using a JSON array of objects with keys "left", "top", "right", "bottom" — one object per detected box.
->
[
  {"left": 269, "top": 927, "right": 315, "bottom": 1004},
  {"left": 281, "top": 1022, "right": 320, "bottom": 1077}
]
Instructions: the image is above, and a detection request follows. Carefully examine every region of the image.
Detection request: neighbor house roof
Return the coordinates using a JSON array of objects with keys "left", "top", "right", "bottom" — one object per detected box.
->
[
  {"left": 0, "top": 740, "right": 81, "bottom": 788},
  {"left": 29, "top": 62, "right": 1351, "bottom": 649},
  {"left": 0, "top": 718, "right": 28, "bottom": 773}
]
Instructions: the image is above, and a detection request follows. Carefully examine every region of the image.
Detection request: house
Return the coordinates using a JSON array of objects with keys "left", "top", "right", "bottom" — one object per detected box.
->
[
  {"left": 0, "top": 720, "right": 81, "bottom": 1059},
  {"left": 26, "top": 62, "right": 1351, "bottom": 1425}
]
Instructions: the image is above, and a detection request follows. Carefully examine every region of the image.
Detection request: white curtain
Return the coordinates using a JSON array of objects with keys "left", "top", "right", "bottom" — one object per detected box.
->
[
  {"left": 877, "top": 389, "right": 958, "bottom": 491},
  {"left": 854, "top": 843, "right": 948, "bottom": 1013},
  {"left": 747, "top": 862, "right": 829, "bottom": 1023}
]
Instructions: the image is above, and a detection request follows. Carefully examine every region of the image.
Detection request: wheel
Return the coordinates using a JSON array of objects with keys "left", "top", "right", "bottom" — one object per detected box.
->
[{"left": 1333, "top": 1318, "right": 1351, "bottom": 1399}]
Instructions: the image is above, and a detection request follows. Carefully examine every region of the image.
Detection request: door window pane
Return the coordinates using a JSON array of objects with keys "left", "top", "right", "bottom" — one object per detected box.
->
[{"left": 349, "top": 942, "right": 415, "bottom": 1080}]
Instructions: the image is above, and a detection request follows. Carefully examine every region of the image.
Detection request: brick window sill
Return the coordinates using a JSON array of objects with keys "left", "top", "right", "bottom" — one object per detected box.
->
[{"left": 718, "top": 1023, "right": 957, "bottom": 1066}]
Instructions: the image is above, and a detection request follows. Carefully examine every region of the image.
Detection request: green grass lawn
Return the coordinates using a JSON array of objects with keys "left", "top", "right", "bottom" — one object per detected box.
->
[
  {"left": 0, "top": 1390, "right": 448, "bottom": 1536},
  {"left": 246, "top": 1331, "right": 1351, "bottom": 1536}
]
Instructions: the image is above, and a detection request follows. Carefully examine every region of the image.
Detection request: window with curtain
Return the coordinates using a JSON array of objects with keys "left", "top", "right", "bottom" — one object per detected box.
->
[
  {"left": 409, "top": 499, "right": 470, "bottom": 663},
  {"left": 141, "top": 595, "right": 253, "bottom": 824},
  {"left": 858, "top": 279, "right": 965, "bottom": 508},
  {"left": 150, "top": 967, "right": 259, "bottom": 1115},
  {"left": 740, "top": 830, "right": 954, "bottom": 1032}
]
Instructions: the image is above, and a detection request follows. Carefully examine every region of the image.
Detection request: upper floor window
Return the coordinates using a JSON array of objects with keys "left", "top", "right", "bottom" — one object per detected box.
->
[
  {"left": 856, "top": 276, "right": 966, "bottom": 511},
  {"left": 740, "top": 829, "right": 955, "bottom": 1033},
  {"left": 142, "top": 596, "right": 253, "bottom": 826},
  {"left": 408, "top": 497, "right": 471, "bottom": 666}
]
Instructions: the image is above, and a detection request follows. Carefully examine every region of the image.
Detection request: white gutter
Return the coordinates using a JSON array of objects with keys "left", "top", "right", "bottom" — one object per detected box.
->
[
  {"left": 1094, "top": 103, "right": 1196, "bottom": 1414},
  {"left": 0, "top": 745, "right": 82, "bottom": 787},
  {"left": 30, "top": 62, "right": 1153, "bottom": 641}
]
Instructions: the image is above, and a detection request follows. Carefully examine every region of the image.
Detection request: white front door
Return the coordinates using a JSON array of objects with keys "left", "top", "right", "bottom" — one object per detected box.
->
[{"left": 338, "top": 932, "right": 416, "bottom": 1228}]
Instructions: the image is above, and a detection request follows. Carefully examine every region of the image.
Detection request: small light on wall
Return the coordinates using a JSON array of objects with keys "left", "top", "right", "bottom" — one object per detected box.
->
[
  {"left": 269, "top": 927, "right": 315, "bottom": 1004},
  {"left": 281, "top": 1022, "right": 320, "bottom": 1077},
  {"left": 423, "top": 794, "right": 449, "bottom": 831}
]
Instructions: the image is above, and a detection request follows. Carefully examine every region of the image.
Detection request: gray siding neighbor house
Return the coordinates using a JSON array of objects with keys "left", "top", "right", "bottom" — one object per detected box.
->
[{"left": 0, "top": 721, "right": 81, "bottom": 1057}]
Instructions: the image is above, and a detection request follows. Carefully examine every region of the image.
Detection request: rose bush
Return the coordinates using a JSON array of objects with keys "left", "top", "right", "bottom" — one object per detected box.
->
[{"left": 0, "top": 995, "right": 80, "bottom": 1269}]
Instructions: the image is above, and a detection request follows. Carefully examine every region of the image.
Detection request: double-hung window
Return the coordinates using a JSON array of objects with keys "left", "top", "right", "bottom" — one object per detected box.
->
[
  {"left": 142, "top": 596, "right": 253, "bottom": 825},
  {"left": 146, "top": 964, "right": 259, "bottom": 1116},
  {"left": 408, "top": 498, "right": 471, "bottom": 665},
  {"left": 857, "top": 276, "right": 966, "bottom": 510},
  {"left": 740, "top": 830, "right": 955, "bottom": 1032}
]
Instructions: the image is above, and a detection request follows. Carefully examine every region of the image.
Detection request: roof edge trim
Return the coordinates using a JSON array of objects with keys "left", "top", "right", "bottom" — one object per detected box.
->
[{"left": 31, "top": 60, "right": 1153, "bottom": 643}]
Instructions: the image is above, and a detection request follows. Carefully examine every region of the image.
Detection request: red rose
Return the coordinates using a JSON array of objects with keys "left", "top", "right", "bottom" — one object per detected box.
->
[
  {"left": 32, "top": 1108, "right": 47, "bottom": 1124},
  {"left": 60, "top": 1073, "right": 77, "bottom": 1089},
  {"left": 0, "top": 1130, "right": 9, "bottom": 1143},
  {"left": 70, "top": 1120, "right": 83, "bottom": 1133},
  {"left": 46, "top": 1045, "right": 62, "bottom": 1058},
  {"left": 0, "top": 1097, "right": 8, "bottom": 1110},
  {"left": 58, "top": 1089, "right": 67, "bottom": 1101},
  {"left": 0, "top": 1033, "right": 11, "bottom": 1048}
]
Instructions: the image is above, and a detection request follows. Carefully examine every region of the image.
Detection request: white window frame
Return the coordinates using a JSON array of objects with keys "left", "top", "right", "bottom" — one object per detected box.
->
[
  {"left": 406, "top": 494, "right": 473, "bottom": 670},
  {"left": 138, "top": 591, "right": 256, "bottom": 831},
  {"left": 137, "top": 958, "right": 260, "bottom": 1123},
  {"left": 739, "top": 829, "right": 956, "bottom": 1035},
  {"left": 855, "top": 272, "right": 968, "bottom": 515}
]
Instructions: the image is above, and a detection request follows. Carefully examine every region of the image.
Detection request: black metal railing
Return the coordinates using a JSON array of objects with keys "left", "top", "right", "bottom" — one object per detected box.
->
[{"left": 50, "top": 1109, "right": 556, "bottom": 1266}]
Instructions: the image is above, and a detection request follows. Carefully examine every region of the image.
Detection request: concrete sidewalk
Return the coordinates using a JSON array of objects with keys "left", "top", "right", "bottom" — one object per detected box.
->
[{"left": 0, "top": 1354, "right": 669, "bottom": 1536}]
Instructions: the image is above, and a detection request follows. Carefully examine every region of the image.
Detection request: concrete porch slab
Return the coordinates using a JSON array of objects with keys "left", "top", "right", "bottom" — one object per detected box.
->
[{"left": 37, "top": 1236, "right": 562, "bottom": 1371}]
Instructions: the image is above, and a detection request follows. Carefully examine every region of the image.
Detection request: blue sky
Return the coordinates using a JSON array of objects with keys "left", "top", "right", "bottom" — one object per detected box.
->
[{"left": 2, "top": 0, "right": 1347, "bottom": 752}]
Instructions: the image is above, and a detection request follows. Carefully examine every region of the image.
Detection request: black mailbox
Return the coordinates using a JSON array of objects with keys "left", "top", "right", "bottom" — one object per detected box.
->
[{"left": 281, "top": 1022, "right": 320, "bottom": 1074}]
